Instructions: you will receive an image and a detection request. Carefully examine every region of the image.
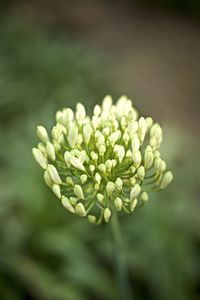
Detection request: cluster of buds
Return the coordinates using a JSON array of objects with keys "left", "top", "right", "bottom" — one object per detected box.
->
[{"left": 32, "top": 95, "right": 173, "bottom": 224}]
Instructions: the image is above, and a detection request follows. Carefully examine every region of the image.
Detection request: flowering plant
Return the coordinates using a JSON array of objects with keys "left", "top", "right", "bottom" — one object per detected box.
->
[{"left": 33, "top": 95, "right": 173, "bottom": 224}]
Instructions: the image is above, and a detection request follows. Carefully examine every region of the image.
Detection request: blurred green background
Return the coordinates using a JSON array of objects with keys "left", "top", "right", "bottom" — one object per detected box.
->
[{"left": 0, "top": 1, "right": 200, "bottom": 300}]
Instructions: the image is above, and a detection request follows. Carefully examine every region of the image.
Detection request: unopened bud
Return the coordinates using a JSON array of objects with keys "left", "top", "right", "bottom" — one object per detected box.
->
[
  {"left": 47, "top": 164, "right": 62, "bottom": 184},
  {"left": 144, "top": 150, "right": 154, "bottom": 169},
  {"left": 44, "top": 170, "right": 52, "bottom": 187},
  {"left": 80, "top": 174, "right": 87, "bottom": 184},
  {"left": 97, "top": 193, "right": 104, "bottom": 204},
  {"left": 130, "top": 199, "right": 138, "bottom": 212},
  {"left": 52, "top": 184, "right": 61, "bottom": 199},
  {"left": 160, "top": 171, "right": 173, "bottom": 189},
  {"left": 32, "top": 148, "right": 47, "bottom": 169},
  {"left": 75, "top": 203, "right": 86, "bottom": 217},
  {"left": 37, "top": 126, "right": 49, "bottom": 143},
  {"left": 141, "top": 192, "right": 149, "bottom": 202},
  {"left": 104, "top": 208, "right": 111, "bottom": 223},
  {"left": 114, "top": 197, "right": 123, "bottom": 211},
  {"left": 83, "top": 123, "right": 92, "bottom": 144},
  {"left": 46, "top": 142, "right": 56, "bottom": 161},
  {"left": 62, "top": 196, "right": 75, "bottom": 213},
  {"left": 130, "top": 184, "right": 141, "bottom": 200},
  {"left": 74, "top": 184, "right": 84, "bottom": 200},
  {"left": 106, "top": 182, "right": 115, "bottom": 195},
  {"left": 87, "top": 215, "right": 96, "bottom": 224}
]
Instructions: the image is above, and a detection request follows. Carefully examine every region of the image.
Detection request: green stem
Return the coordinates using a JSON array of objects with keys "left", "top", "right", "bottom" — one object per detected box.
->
[{"left": 110, "top": 211, "right": 133, "bottom": 300}]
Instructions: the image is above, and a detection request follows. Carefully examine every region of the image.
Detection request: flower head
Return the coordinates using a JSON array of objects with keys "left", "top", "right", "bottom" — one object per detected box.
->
[{"left": 33, "top": 95, "right": 173, "bottom": 224}]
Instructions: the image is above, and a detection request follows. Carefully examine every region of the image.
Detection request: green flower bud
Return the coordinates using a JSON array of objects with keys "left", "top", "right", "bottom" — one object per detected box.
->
[
  {"left": 87, "top": 215, "right": 97, "bottom": 224},
  {"left": 66, "top": 177, "right": 74, "bottom": 186},
  {"left": 141, "top": 192, "right": 149, "bottom": 202},
  {"left": 62, "top": 196, "right": 75, "bottom": 213},
  {"left": 68, "top": 125, "right": 78, "bottom": 148},
  {"left": 69, "top": 156, "right": 86, "bottom": 172},
  {"left": 32, "top": 148, "right": 47, "bottom": 169},
  {"left": 37, "top": 126, "right": 49, "bottom": 143},
  {"left": 137, "top": 166, "right": 145, "bottom": 180},
  {"left": 115, "top": 178, "right": 123, "bottom": 191},
  {"left": 47, "top": 164, "right": 62, "bottom": 184},
  {"left": 144, "top": 149, "right": 154, "bottom": 169},
  {"left": 114, "top": 197, "right": 123, "bottom": 211},
  {"left": 52, "top": 184, "right": 61, "bottom": 199},
  {"left": 46, "top": 142, "right": 56, "bottom": 161},
  {"left": 44, "top": 170, "right": 52, "bottom": 187},
  {"left": 160, "top": 171, "right": 173, "bottom": 189},
  {"left": 83, "top": 123, "right": 93, "bottom": 144},
  {"left": 74, "top": 184, "right": 84, "bottom": 200},
  {"left": 130, "top": 199, "right": 138, "bottom": 212},
  {"left": 75, "top": 203, "right": 86, "bottom": 217},
  {"left": 104, "top": 208, "right": 111, "bottom": 223},
  {"left": 130, "top": 184, "right": 141, "bottom": 200},
  {"left": 97, "top": 193, "right": 104, "bottom": 204},
  {"left": 80, "top": 174, "right": 87, "bottom": 184},
  {"left": 106, "top": 182, "right": 115, "bottom": 195}
]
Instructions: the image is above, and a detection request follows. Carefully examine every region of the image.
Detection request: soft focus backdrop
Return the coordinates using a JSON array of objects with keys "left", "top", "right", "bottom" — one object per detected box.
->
[{"left": 0, "top": 1, "right": 200, "bottom": 300}]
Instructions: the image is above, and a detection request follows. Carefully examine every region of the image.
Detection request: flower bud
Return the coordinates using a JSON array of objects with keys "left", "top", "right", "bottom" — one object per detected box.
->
[
  {"left": 99, "top": 145, "right": 106, "bottom": 156},
  {"left": 132, "top": 136, "right": 140, "bottom": 151},
  {"left": 80, "top": 174, "right": 87, "bottom": 184},
  {"left": 62, "top": 196, "right": 75, "bottom": 213},
  {"left": 104, "top": 208, "right": 111, "bottom": 223},
  {"left": 137, "top": 166, "right": 145, "bottom": 180},
  {"left": 132, "top": 150, "right": 141, "bottom": 167},
  {"left": 37, "top": 126, "right": 49, "bottom": 144},
  {"left": 69, "top": 156, "right": 86, "bottom": 172},
  {"left": 95, "top": 173, "right": 102, "bottom": 185},
  {"left": 83, "top": 123, "right": 93, "bottom": 144},
  {"left": 144, "top": 149, "right": 154, "bottom": 169},
  {"left": 98, "top": 164, "right": 106, "bottom": 173},
  {"left": 52, "top": 184, "right": 61, "bottom": 199},
  {"left": 160, "top": 171, "right": 173, "bottom": 189},
  {"left": 105, "top": 160, "right": 112, "bottom": 171},
  {"left": 87, "top": 215, "right": 96, "bottom": 224},
  {"left": 114, "top": 197, "right": 123, "bottom": 211},
  {"left": 75, "top": 203, "right": 86, "bottom": 217},
  {"left": 68, "top": 125, "right": 78, "bottom": 148},
  {"left": 93, "top": 104, "right": 101, "bottom": 116},
  {"left": 32, "top": 148, "right": 47, "bottom": 169},
  {"left": 115, "top": 178, "right": 123, "bottom": 191},
  {"left": 130, "top": 184, "right": 141, "bottom": 200},
  {"left": 115, "top": 145, "right": 125, "bottom": 162},
  {"left": 146, "top": 117, "right": 153, "bottom": 129},
  {"left": 74, "top": 184, "right": 84, "bottom": 200},
  {"left": 46, "top": 142, "right": 56, "bottom": 161},
  {"left": 52, "top": 124, "right": 65, "bottom": 143},
  {"left": 130, "top": 199, "right": 138, "bottom": 212},
  {"left": 47, "top": 164, "right": 62, "bottom": 184},
  {"left": 141, "top": 192, "right": 149, "bottom": 202},
  {"left": 97, "top": 193, "right": 104, "bottom": 204},
  {"left": 102, "top": 95, "right": 112, "bottom": 111},
  {"left": 91, "top": 151, "right": 98, "bottom": 161},
  {"left": 138, "top": 117, "right": 147, "bottom": 142},
  {"left": 66, "top": 177, "right": 74, "bottom": 186},
  {"left": 76, "top": 103, "right": 86, "bottom": 122},
  {"left": 128, "top": 121, "right": 138, "bottom": 138},
  {"left": 106, "top": 182, "right": 115, "bottom": 195},
  {"left": 89, "top": 164, "right": 95, "bottom": 174},
  {"left": 44, "top": 170, "right": 52, "bottom": 187}
]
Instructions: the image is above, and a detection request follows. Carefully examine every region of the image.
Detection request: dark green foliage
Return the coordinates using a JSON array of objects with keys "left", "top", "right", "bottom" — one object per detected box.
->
[{"left": 0, "top": 18, "right": 200, "bottom": 300}]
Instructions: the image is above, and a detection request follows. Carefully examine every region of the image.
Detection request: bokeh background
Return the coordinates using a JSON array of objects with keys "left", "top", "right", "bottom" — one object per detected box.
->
[{"left": 0, "top": 1, "right": 200, "bottom": 299}]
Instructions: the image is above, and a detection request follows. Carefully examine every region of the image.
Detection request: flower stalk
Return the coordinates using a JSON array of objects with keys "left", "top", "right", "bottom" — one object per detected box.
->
[{"left": 110, "top": 211, "right": 133, "bottom": 300}]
